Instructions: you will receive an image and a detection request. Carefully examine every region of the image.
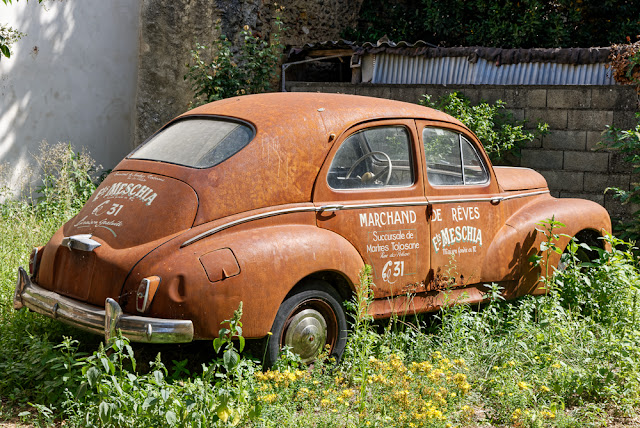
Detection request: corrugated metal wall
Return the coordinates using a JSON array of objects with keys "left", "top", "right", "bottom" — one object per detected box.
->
[{"left": 371, "top": 54, "right": 615, "bottom": 85}]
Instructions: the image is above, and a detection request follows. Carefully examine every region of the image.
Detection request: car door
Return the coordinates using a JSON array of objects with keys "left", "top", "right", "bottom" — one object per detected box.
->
[
  {"left": 313, "top": 120, "right": 431, "bottom": 299},
  {"left": 418, "top": 120, "right": 505, "bottom": 289}
]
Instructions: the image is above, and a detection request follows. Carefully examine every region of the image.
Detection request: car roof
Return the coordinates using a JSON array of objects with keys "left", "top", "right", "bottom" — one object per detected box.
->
[
  {"left": 126, "top": 93, "right": 469, "bottom": 226},
  {"left": 181, "top": 92, "right": 466, "bottom": 143}
]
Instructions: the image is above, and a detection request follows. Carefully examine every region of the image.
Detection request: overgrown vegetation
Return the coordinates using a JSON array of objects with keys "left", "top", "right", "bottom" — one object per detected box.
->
[
  {"left": 184, "top": 8, "right": 284, "bottom": 106},
  {"left": 343, "top": 0, "right": 640, "bottom": 48},
  {"left": 2, "top": 144, "right": 640, "bottom": 427},
  {"left": 599, "top": 112, "right": 640, "bottom": 242},
  {"left": 420, "top": 92, "right": 548, "bottom": 164}
]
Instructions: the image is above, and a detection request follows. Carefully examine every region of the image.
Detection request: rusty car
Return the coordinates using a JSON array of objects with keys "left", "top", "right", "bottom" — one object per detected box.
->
[{"left": 14, "top": 93, "right": 611, "bottom": 364}]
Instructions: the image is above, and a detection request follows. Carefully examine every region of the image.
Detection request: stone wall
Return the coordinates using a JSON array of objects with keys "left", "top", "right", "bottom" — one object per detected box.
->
[
  {"left": 287, "top": 81, "right": 638, "bottom": 218},
  {"left": 135, "top": 0, "right": 363, "bottom": 146}
]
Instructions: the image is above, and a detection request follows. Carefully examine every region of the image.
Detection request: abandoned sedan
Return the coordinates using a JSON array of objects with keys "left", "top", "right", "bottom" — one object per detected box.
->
[{"left": 15, "top": 93, "right": 611, "bottom": 364}]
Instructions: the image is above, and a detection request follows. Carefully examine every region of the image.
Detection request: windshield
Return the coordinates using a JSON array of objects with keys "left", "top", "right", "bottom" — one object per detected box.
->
[{"left": 130, "top": 118, "right": 254, "bottom": 168}]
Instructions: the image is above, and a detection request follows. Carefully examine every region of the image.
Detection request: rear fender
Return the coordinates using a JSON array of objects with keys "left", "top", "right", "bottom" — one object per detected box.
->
[{"left": 130, "top": 219, "right": 363, "bottom": 339}]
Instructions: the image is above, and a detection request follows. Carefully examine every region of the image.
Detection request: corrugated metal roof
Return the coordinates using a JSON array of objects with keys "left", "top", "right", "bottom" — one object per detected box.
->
[{"left": 371, "top": 54, "right": 615, "bottom": 85}]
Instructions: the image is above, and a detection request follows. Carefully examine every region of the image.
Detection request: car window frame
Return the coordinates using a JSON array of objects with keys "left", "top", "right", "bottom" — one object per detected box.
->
[
  {"left": 128, "top": 115, "right": 257, "bottom": 170},
  {"left": 313, "top": 119, "right": 425, "bottom": 203},
  {"left": 326, "top": 124, "right": 416, "bottom": 191},
  {"left": 417, "top": 121, "right": 498, "bottom": 198},
  {"left": 423, "top": 127, "right": 490, "bottom": 187}
]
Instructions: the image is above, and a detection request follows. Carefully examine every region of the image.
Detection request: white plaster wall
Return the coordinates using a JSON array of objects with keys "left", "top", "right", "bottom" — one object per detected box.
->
[{"left": 0, "top": 0, "right": 141, "bottom": 187}]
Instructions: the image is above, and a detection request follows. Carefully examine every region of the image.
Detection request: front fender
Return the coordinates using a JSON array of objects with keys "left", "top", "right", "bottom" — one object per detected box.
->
[{"left": 482, "top": 196, "right": 611, "bottom": 298}]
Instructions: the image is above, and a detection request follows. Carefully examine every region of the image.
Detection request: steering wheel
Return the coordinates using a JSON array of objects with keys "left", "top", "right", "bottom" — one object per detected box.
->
[{"left": 345, "top": 151, "right": 393, "bottom": 186}]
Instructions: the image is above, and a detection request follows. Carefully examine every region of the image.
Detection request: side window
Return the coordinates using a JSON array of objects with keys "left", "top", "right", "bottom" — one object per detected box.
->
[
  {"left": 461, "top": 136, "right": 488, "bottom": 185},
  {"left": 423, "top": 127, "right": 488, "bottom": 186},
  {"left": 328, "top": 126, "right": 413, "bottom": 190}
]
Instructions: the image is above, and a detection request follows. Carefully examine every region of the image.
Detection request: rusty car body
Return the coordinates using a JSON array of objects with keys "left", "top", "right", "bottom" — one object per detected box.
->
[{"left": 14, "top": 93, "right": 611, "bottom": 363}]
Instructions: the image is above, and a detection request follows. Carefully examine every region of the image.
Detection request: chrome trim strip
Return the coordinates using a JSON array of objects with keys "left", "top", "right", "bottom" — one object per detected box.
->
[
  {"left": 181, "top": 206, "right": 319, "bottom": 248},
  {"left": 14, "top": 267, "right": 194, "bottom": 344},
  {"left": 427, "top": 190, "right": 549, "bottom": 205},
  {"left": 181, "top": 189, "right": 549, "bottom": 247}
]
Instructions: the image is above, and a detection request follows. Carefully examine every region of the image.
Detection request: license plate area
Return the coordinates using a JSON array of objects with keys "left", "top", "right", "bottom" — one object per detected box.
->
[{"left": 53, "top": 247, "right": 96, "bottom": 300}]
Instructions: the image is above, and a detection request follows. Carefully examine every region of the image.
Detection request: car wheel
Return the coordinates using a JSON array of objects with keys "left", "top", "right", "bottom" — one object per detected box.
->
[{"left": 264, "top": 281, "right": 348, "bottom": 367}]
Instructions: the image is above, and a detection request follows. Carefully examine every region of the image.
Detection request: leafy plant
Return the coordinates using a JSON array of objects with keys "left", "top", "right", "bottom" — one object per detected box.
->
[
  {"left": 184, "top": 8, "right": 284, "bottom": 105},
  {"left": 32, "top": 141, "right": 102, "bottom": 220},
  {"left": 342, "top": 265, "right": 376, "bottom": 419},
  {"left": 420, "top": 92, "right": 548, "bottom": 164},
  {"left": 599, "top": 113, "right": 640, "bottom": 242},
  {"left": 530, "top": 216, "right": 566, "bottom": 288}
]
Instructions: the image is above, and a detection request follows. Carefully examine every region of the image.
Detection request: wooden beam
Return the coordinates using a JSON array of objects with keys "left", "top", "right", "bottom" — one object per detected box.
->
[{"left": 306, "top": 49, "right": 353, "bottom": 58}]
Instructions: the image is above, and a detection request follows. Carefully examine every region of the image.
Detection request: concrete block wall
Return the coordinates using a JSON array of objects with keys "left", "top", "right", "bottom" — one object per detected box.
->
[{"left": 287, "top": 82, "right": 639, "bottom": 219}]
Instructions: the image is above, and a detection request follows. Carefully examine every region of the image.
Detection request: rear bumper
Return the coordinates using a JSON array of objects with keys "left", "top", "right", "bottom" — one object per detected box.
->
[{"left": 14, "top": 267, "right": 194, "bottom": 344}]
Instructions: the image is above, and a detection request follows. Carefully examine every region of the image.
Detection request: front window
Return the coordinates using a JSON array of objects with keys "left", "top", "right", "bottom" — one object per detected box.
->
[
  {"left": 423, "top": 128, "right": 488, "bottom": 186},
  {"left": 130, "top": 118, "right": 254, "bottom": 168},
  {"left": 327, "top": 126, "right": 414, "bottom": 190}
]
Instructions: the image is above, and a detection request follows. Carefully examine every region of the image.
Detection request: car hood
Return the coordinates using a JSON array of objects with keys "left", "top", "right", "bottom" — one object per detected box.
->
[
  {"left": 36, "top": 171, "right": 198, "bottom": 306},
  {"left": 494, "top": 166, "right": 548, "bottom": 191}
]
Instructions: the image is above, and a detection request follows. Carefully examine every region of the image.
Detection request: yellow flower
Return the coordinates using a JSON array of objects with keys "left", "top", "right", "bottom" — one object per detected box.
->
[
  {"left": 539, "top": 385, "right": 551, "bottom": 393},
  {"left": 512, "top": 408, "right": 522, "bottom": 421},
  {"left": 453, "top": 358, "right": 466, "bottom": 367},
  {"left": 508, "top": 360, "right": 516, "bottom": 367},
  {"left": 517, "top": 381, "right": 530, "bottom": 390},
  {"left": 541, "top": 410, "right": 556, "bottom": 419},
  {"left": 552, "top": 362, "right": 562, "bottom": 369},
  {"left": 341, "top": 389, "right": 354, "bottom": 398},
  {"left": 258, "top": 393, "right": 277, "bottom": 403}
]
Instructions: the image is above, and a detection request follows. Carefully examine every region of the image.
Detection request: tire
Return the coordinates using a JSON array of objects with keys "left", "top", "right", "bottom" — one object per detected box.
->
[{"left": 264, "top": 281, "right": 348, "bottom": 367}]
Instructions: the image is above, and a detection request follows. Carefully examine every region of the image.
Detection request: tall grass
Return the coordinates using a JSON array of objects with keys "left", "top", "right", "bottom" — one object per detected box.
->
[{"left": 1, "top": 143, "right": 640, "bottom": 427}]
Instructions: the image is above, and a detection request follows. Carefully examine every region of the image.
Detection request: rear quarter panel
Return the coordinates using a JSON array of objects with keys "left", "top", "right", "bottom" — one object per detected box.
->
[{"left": 124, "top": 211, "right": 363, "bottom": 339}]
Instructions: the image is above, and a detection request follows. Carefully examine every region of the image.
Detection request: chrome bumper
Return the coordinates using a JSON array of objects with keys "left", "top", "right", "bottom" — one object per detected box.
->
[{"left": 14, "top": 267, "right": 194, "bottom": 344}]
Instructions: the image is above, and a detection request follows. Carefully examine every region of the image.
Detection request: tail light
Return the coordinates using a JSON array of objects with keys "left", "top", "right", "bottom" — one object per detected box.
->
[
  {"left": 28, "top": 246, "right": 44, "bottom": 277},
  {"left": 136, "top": 276, "right": 161, "bottom": 313}
]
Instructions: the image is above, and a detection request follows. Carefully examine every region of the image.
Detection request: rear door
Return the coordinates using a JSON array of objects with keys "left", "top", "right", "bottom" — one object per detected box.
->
[
  {"left": 313, "top": 120, "right": 430, "bottom": 299},
  {"left": 418, "top": 120, "right": 505, "bottom": 288}
]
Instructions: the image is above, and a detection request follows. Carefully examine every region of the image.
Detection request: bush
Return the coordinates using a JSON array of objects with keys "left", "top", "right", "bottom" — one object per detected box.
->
[
  {"left": 184, "top": 8, "right": 284, "bottom": 105},
  {"left": 420, "top": 92, "right": 548, "bottom": 164}
]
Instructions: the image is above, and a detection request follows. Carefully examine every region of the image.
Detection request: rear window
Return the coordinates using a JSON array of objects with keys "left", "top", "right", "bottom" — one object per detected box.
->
[{"left": 130, "top": 118, "right": 254, "bottom": 168}]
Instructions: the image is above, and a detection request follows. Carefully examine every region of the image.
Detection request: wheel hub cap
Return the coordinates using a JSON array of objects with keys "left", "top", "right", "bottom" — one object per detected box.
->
[{"left": 284, "top": 308, "right": 327, "bottom": 363}]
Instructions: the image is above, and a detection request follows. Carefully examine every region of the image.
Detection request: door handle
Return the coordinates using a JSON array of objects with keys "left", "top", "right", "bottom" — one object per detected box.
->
[{"left": 317, "top": 204, "right": 344, "bottom": 212}]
